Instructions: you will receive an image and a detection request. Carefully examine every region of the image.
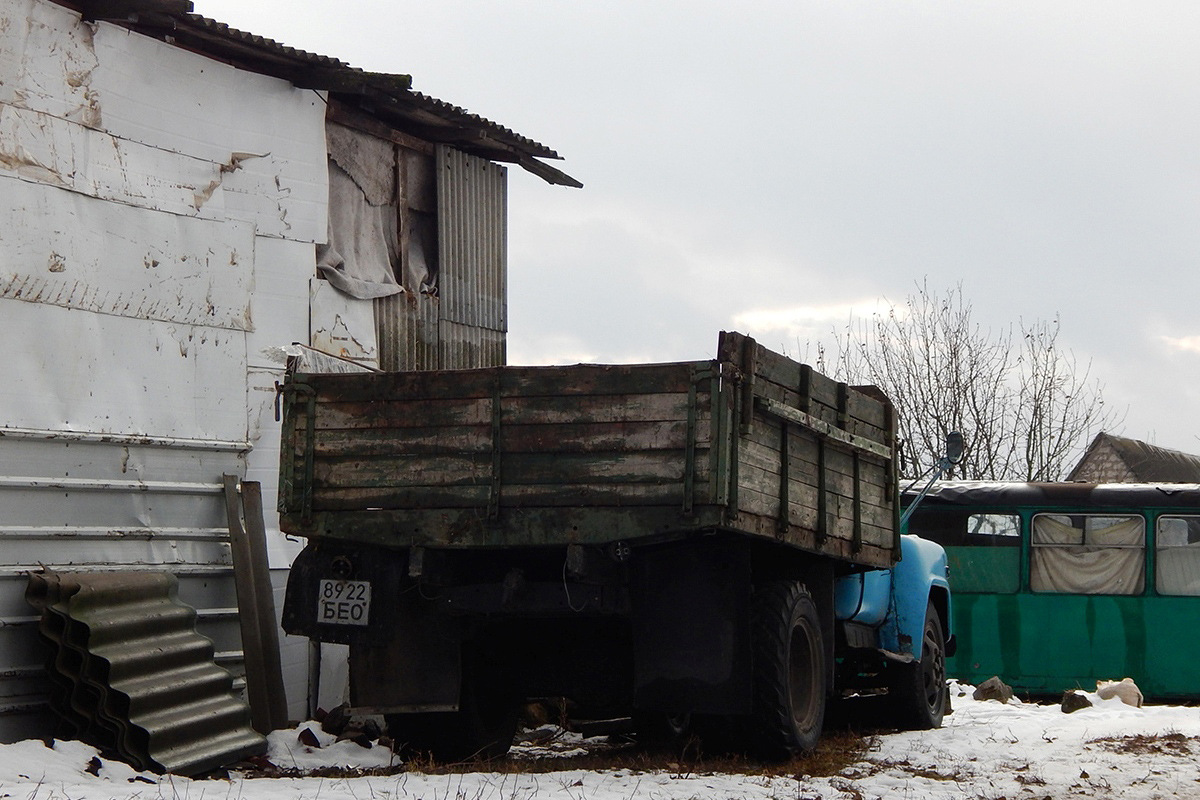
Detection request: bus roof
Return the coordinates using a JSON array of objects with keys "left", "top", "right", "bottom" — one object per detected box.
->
[{"left": 903, "top": 481, "right": 1200, "bottom": 510}]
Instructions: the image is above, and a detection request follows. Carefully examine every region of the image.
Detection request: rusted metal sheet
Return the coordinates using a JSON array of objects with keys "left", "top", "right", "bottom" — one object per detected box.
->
[
  {"left": 25, "top": 570, "right": 266, "bottom": 775},
  {"left": 440, "top": 320, "right": 506, "bottom": 371},
  {"left": 374, "top": 291, "right": 439, "bottom": 371},
  {"left": 374, "top": 146, "right": 507, "bottom": 372}
]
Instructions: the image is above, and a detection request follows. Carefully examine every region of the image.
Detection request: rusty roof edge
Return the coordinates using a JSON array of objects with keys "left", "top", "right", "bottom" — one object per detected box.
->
[{"left": 62, "top": 1, "right": 576, "bottom": 181}]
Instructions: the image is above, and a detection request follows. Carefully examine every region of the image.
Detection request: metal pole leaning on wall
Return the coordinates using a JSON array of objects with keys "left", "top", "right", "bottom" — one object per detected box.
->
[{"left": 224, "top": 474, "right": 289, "bottom": 734}]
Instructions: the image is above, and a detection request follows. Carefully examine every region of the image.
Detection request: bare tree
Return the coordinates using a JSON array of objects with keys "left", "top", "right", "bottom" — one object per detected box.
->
[{"left": 818, "top": 281, "right": 1120, "bottom": 481}]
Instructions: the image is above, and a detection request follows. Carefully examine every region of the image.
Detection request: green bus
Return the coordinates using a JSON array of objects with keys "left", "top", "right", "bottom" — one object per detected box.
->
[{"left": 903, "top": 481, "right": 1200, "bottom": 700}]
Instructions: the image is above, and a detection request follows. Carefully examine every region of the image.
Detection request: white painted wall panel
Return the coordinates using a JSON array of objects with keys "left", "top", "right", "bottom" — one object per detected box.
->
[
  {"left": 246, "top": 237, "right": 316, "bottom": 367},
  {"left": 0, "top": 0, "right": 363, "bottom": 736},
  {"left": 0, "top": 1, "right": 327, "bottom": 242},
  {"left": 0, "top": 0, "right": 100, "bottom": 124},
  {"left": 310, "top": 279, "right": 380, "bottom": 366},
  {"left": 0, "top": 299, "right": 249, "bottom": 441},
  {"left": 0, "top": 177, "right": 253, "bottom": 329},
  {"left": 243, "top": 236, "right": 313, "bottom": 567},
  {"left": 0, "top": 104, "right": 229, "bottom": 218},
  {"left": 91, "top": 26, "right": 328, "bottom": 242}
]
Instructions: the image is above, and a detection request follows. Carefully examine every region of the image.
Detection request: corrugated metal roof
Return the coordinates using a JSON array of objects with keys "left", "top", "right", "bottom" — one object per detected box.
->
[
  {"left": 67, "top": 0, "right": 580, "bottom": 186},
  {"left": 25, "top": 570, "right": 266, "bottom": 776}
]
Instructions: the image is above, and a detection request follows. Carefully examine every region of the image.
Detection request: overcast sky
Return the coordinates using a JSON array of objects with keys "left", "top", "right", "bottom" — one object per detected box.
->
[{"left": 197, "top": 1, "right": 1199, "bottom": 455}]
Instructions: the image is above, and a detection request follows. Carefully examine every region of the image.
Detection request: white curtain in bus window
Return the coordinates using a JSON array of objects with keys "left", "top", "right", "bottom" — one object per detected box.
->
[
  {"left": 1156, "top": 516, "right": 1200, "bottom": 596},
  {"left": 1030, "top": 514, "right": 1145, "bottom": 594}
]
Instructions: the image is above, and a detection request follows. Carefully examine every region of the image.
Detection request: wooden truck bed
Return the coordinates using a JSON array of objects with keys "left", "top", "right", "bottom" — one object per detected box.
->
[{"left": 277, "top": 331, "right": 899, "bottom": 568}]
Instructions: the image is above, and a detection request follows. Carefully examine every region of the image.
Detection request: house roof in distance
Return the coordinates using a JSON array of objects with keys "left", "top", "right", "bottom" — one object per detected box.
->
[{"left": 1068, "top": 432, "right": 1200, "bottom": 483}]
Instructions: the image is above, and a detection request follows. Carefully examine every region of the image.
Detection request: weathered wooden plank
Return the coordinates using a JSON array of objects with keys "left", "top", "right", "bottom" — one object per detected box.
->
[
  {"left": 307, "top": 420, "right": 707, "bottom": 457},
  {"left": 305, "top": 369, "right": 498, "bottom": 403},
  {"left": 501, "top": 393, "right": 695, "bottom": 425},
  {"left": 719, "top": 331, "right": 890, "bottom": 434},
  {"left": 312, "top": 483, "right": 698, "bottom": 511},
  {"left": 755, "top": 398, "right": 891, "bottom": 460},
  {"left": 501, "top": 482, "right": 693, "bottom": 507},
  {"left": 748, "top": 378, "right": 887, "bottom": 442},
  {"left": 312, "top": 485, "right": 491, "bottom": 511},
  {"left": 310, "top": 425, "right": 492, "bottom": 457},
  {"left": 313, "top": 454, "right": 491, "bottom": 488},
  {"left": 312, "top": 398, "right": 492, "bottom": 430},
  {"left": 748, "top": 342, "right": 889, "bottom": 432},
  {"left": 500, "top": 362, "right": 707, "bottom": 397},
  {"left": 734, "top": 463, "right": 894, "bottom": 531},
  {"left": 725, "top": 489, "right": 895, "bottom": 567},
  {"left": 312, "top": 451, "right": 709, "bottom": 490},
  {"left": 307, "top": 392, "right": 705, "bottom": 432},
  {"left": 501, "top": 420, "right": 697, "bottom": 453},
  {"left": 735, "top": 485, "right": 893, "bottom": 548},
  {"left": 299, "top": 361, "right": 708, "bottom": 404},
  {"left": 501, "top": 451, "right": 695, "bottom": 485},
  {"left": 738, "top": 438, "right": 894, "bottom": 510}
]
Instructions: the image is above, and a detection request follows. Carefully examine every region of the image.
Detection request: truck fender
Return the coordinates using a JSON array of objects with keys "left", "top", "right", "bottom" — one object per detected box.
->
[{"left": 878, "top": 534, "right": 953, "bottom": 660}]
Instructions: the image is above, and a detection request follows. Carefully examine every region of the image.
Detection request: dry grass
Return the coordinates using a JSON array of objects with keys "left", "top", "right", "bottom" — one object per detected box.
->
[
  {"left": 233, "top": 727, "right": 875, "bottom": 780},
  {"left": 1088, "top": 731, "right": 1198, "bottom": 757}
]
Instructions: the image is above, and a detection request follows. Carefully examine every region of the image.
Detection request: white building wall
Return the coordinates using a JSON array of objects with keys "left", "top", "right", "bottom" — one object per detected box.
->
[{"left": 0, "top": 0, "right": 328, "bottom": 738}]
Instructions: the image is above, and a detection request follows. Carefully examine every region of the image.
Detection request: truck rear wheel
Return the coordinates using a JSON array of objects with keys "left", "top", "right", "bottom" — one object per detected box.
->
[
  {"left": 750, "top": 581, "right": 826, "bottom": 757},
  {"left": 889, "top": 601, "right": 947, "bottom": 730}
]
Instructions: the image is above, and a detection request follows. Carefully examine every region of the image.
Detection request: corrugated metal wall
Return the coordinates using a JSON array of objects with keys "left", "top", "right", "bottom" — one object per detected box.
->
[
  {"left": 437, "top": 145, "right": 508, "bottom": 369},
  {"left": 375, "top": 145, "right": 507, "bottom": 371},
  {"left": 0, "top": 431, "right": 245, "bottom": 740},
  {"left": 375, "top": 291, "right": 441, "bottom": 371}
]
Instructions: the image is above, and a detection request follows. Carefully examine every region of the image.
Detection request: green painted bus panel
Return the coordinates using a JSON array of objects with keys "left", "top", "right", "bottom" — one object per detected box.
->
[
  {"left": 946, "top": 546, "right": 1020, "bottom": 594},
  {"left": 918, "top": 482, "right": 1200, "bottom": 700},
  {"left": 947, "top": 592, "right": 1200, "bottom": 698}
]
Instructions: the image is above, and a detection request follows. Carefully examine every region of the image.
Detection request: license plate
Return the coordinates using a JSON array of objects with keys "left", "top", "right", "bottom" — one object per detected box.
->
[{"left": 317, "top": 579, "right": 371, "bottom": 626}]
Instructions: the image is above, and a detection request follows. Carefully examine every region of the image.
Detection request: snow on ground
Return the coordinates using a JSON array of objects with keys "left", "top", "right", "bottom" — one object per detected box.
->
[{"left": 2, "top": 683, "right": 1199, "bottom": 800}]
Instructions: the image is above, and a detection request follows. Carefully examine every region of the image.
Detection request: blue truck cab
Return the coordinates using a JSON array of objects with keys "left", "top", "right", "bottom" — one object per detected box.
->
[{"left": 834, "top": 531, "right": 956, "bottom": 728}]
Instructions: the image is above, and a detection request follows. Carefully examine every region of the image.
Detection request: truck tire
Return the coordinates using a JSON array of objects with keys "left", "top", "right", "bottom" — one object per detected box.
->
[
  {"left": 889, "top": 601, "right": 947, "bottom": 730},
  {"left": 750, "top": 581, "right": 826, "bottom": 757},
  {"left": 387, "top": 653, "right": 519, "bottom": 762}
]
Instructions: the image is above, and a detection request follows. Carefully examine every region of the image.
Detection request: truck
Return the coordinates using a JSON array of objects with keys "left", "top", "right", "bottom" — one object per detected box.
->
[{"left": 278, "top": 331, "right": 953, "bottom": 760}]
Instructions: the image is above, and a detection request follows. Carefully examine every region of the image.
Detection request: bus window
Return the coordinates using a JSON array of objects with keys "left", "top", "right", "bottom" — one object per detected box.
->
[
  {"left": 955, "top": 513, "right": 1021, "bottom": 593},
  {"left": 967, "top": 513, "right": 1020, "bottom": 541},
  {"left": 1030, "top": 514, "right": 1144, "bottom": 595},
  {"left": 908, "top": 511, "right": 1021, "bottom": 593},
  {"left": 1156, "top": 515, "right": 1200, "bottom": 596}
]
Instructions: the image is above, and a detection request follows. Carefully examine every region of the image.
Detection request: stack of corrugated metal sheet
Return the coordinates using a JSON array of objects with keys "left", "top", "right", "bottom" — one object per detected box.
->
[{"left": 25, "top": 570, "right": 267, "bottom": 775}]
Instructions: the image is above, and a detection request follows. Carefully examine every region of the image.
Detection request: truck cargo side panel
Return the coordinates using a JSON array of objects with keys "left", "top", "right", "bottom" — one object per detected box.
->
[{"left": 279, "top": 334, "right": 898, "bottom": 568}]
